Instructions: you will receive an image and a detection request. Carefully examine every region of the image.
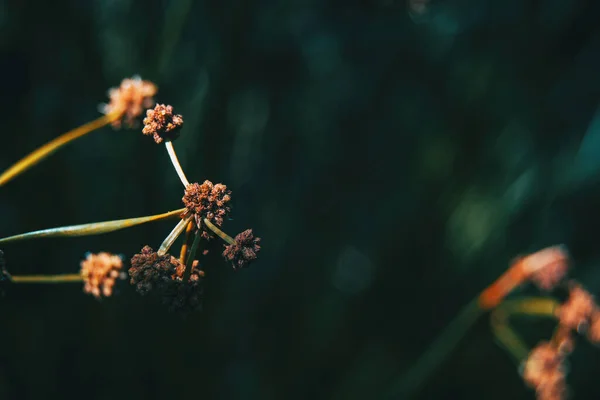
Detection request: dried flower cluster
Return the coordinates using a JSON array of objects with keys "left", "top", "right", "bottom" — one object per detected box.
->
[
  {"left": 522, "top": 341, "right": 568, "bottom": 400},
  {"left": 223, "top": 229, "right": 261, "bottom": 270},
  {"left": 129, "top": 246, "right": 204, "bottom": 313},
  {"left": 101, "top": 76, "right": 157, "bottom": 128},
  {"left": 142, "top": 104, "right": 184, "bottom": 144},
  {"left": 80, "top": 252, "right": 125, "bottom": 299},
  {"left": 182, "top": 180, "right": 232, "bottom": 235}
]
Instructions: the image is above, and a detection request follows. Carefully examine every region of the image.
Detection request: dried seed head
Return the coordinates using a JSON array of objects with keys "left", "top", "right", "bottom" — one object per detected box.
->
[
  {"left": 142, "top": 104, "right": 184, "bottom": 144},
  {"left": 101, "top": 76, "right": 157, "bottom": 129},
  {"left": 80, "top": 252, "right": 125, "bottom": 299},
  {"left": 587, "top": 311, "right": 600, "bottom": 344},
  {"left": 522, "top": 245, "right": 569, "bottom": 291},
  {"left": 129, "top": 246, "right": 204, "bottom": 313},
  {"left": 223, "top": 229, "right": 261, "bottom": 270},
  {"left": 129, "top": 246, "right": 178, "bottom": 295},
  {"left": 182, "top": 181, "right": 232, "bottom": 237},
  {"left": 521, "top": 341, "right": 568, "bottom": 400},
  {"left": 557, "top": 283, "right": 597, "bottom": 332}
]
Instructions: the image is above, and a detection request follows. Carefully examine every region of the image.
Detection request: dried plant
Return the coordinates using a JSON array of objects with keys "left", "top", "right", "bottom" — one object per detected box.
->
[
  {"left": 387, "top": 245, "right": 600, "bottom": 399},
  {"left": 0, "top": 82, "right": 261, "bottom": 313}
]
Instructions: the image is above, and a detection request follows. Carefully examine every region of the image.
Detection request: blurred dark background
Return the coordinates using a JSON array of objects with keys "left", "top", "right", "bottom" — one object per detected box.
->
[{"left": 1, "top": 0, "right": 600, "bottom": 399}]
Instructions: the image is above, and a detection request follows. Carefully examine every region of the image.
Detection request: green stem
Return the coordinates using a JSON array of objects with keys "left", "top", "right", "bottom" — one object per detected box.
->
[
  {"left": 0, "top": 208, "right": 186, "bottom": 244},
  {"left": 11, "top": 274, "right": 83, "bottom": 283},
  {"left": 158, "top": 214, "right": 194, "bottom": 256}
]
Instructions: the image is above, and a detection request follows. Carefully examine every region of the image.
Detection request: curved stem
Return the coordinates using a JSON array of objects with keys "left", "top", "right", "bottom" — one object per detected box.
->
[
  {"left": 203, "top": 218, "right": 235, "bottom": 245},
  {"left": 11, "top": 274, "right": 83, "bottom": 283},
  {"left": 165, "top": 141, "right": 189, "bottom": 187},
  {"left": 0, "top": 112, "right": 121, "bottom": 187},
  {"left": 385, "top": 298, "right": 484, "bottom": 399},
  {"left": 158, "top": 214, "right": 194, "bottom": 256},
  {"left": 0, "top": 208, "right": 185, "bottom": 244}
]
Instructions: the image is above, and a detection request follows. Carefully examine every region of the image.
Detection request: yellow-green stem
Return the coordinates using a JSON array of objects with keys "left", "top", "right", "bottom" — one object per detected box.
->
[
  {"left": 158, "top": 214, "right": 194, "bottom": 256},
  {"left": 203, "top": 218, "right": 235, "bottom": 245},
  {"left": 11, "top": 274, "right": 83, "bottom": 283},
  {"left": 0, "top": 112, "right": 121, "bottom": 187}
]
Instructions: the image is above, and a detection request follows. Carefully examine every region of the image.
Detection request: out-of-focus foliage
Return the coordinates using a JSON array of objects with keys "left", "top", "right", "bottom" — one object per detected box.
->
[{"left": 1, "top": 0, "right": 600, "bottom": 399}]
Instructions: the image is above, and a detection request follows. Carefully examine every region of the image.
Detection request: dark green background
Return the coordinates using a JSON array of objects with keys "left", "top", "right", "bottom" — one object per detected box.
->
[{"left": 1, "top": 0, "right": 600, "bottom": 399}]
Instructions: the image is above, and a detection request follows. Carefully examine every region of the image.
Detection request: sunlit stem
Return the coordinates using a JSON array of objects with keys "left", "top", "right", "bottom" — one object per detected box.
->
[
  {"left": 179, "top": 221, "right": 195, "bottom": 264},
  {"left": 165, "top": 141, "right": 189, "bottom": 187},
  {"left": 182, "top": 232, "right": 201, "bottom": 282},
  {"left": 203, "top": 218, "right": 235, "bottom": 245},
  {"left": 0, "top": 208, "right": 185, "bottom": 244},
  {"left": 490, "top": 297, "right": 560, "bottom": 363},
  {"left": 0, "top": 112, "right": 122, "bottom": 187},
  {"left": 11, "top": 274, "right": 83, "bottom": 283},
  {"left": 158, "top": 214, "right": 194, "bottom": 256},
  {"left": 385, "top": 298, "right": 484, "bottom": 399}
]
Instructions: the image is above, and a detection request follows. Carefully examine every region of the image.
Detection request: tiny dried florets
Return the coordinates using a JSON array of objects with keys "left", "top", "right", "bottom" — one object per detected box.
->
[
  {"left": 101, "top": 76, "right": 157, "bottom": 129},
  {"left": 223, "top": 229, "right": 261, "bottom": 270},
  {"left": 129, "top": 246, "right": 204, "bottom": 313},
  {"left": 129, "top": 246, "right": 178, "bottom": 295},
  {"left": 557, "top": 283, "right": 597, "bottom": 332},
  {"left": 521, "top": 341, "right": 568, "bottom": 400},
  {"left": 182, "top": 180, "right": 232, "bottom": 236},
  {"left": 80, "top": 252, "right": 125, "bottom": 299},
  {"left": 522, "top": 245, "right": 569, "bottom": 291},
  {"left": 142, "top": 104, "right": 184, "bottom": 144}
]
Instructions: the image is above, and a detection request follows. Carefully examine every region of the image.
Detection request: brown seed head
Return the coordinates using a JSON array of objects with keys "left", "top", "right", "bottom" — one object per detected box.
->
[
  {"left": 557, "top": 283, "right": 597, "bottom": 332},
  {"left": 142, "top": 104, "right": 184, "bottom": 144},
  {"left": 587, "top": 311, "right": 600, "bottom": 344},
  {"left": 223, "top": 229, "right": 261, "bottom": 270},
  {"left": 80, "top": 252, "right": 125, "bottom": 299},
  {"left": 182, "top": 181, "right": 232, "bottom": 237},
  {"left": 101, "top": 76, "right": 157, "bottom": 129},
  {"left": 129, "top": 246, "right": 204, "bottom": 313},
  {"left": 522, "top": 245, "right": 569, "bottom": 291},
  {"left": 521, "top": 341, "right": 567, "bottom": 400}
]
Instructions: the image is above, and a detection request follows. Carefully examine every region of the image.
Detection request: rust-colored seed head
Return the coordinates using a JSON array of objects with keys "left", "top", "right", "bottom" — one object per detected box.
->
[
  {"left": 523, "top": 245, "right": 569, "bottom": 291},
  {"left": 101, "top": 76, "right": 157, "bottom": 129},
  {"left": 80, "top": 252, "right": 125, "bottom": 299},
  {"left": 129, "top": 246, "right": 178, "bottom": 295},
  {"left": 557, "top": 283, "right": 597, "bottom": 332},
  {"left": 142, "top": 104, "right": 184, "bottom": 144},
  {"left": 182, "top": 180, "right": 232, "bottom": 237},
  {"left": 223, "top": 229, "right": 261, "bottom": 270},
  {"left": 129, "top": 246, "right": 204, "bottom": 313},
  {"left": 521, "top": 341, "right": 567, "bottom": 400}
]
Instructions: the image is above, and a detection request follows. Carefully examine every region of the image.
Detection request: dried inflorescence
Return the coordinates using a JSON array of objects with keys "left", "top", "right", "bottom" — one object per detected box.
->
[
  {"left": 223, "top": 229, "right": 261, "bottom": 270},
  {"left": 80, "top": 252, "right": 125, "bottom": 299},
  {"left": 522, "top": 341, "right": 568, "bottom": 400},
  {"left": 182, "top": 180, "right": 232, "bottom": 236},
  {"left": 129, "top": 246, "right": 204, "bottom": 313},
  {"left": 523, "top": 245, "right": 569, "bottom": 292},
  {"left": 142, "top": 104, "right": 184, "bottom": 144},
  {"left": 557, "top": 283, "right": 597, "bottom": 332},
  {"left": 101, "top": 76, "right": 157, "bottom": 129}
]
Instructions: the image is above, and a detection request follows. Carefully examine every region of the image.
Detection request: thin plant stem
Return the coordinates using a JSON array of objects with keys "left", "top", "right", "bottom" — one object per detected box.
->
[
  {"left": 0, "top": 112, "right": 121, "bottom": 187},
  {"left": 11, "top": 274, "right": 83, "bottom": 283},
  {"left": 179, "top": 221, "right": 195, "bottom": 264},
  {"left": 158, "top": 214, "right": 194, "bottom": 256},
  {"left": 385, "top": 298, "right": 484, "bottom": 399},
  {"left": 0, "top": 208, "right": 185, "bottom": 244},
  {"left": 203, "top": 218, "right": 235, "bottom": 245},
  {"left": 182, "top": 232, "right": 200, "bottom": 282},
  {"left": 165, "top": 141, "right": 189, "bottom": 187}
]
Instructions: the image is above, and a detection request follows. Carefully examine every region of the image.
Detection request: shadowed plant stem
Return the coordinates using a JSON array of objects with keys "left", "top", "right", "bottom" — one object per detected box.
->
[
  {"left": 182, "top": 232, "right": 200, "bottom": 282},
  {"left": 179, "top": 221, "right": 195, "bottom": 264},
  {"left": 0, "top": 208, "right": 185, "bottom": 244},
  {"left": 165, "top": 141, "right": 189, "bottom": 187},
  {"left": 11, "top": 274, "right": 83, "bottom": 283},
  {"left": 385, "top": 298, "right": 484, "bottom": 399},
  {"left": 203, "top": 218, "right": 235, "bottom": 245},
  {"left": 0, "top": 112, "right": 122, "bottom": 187}
]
